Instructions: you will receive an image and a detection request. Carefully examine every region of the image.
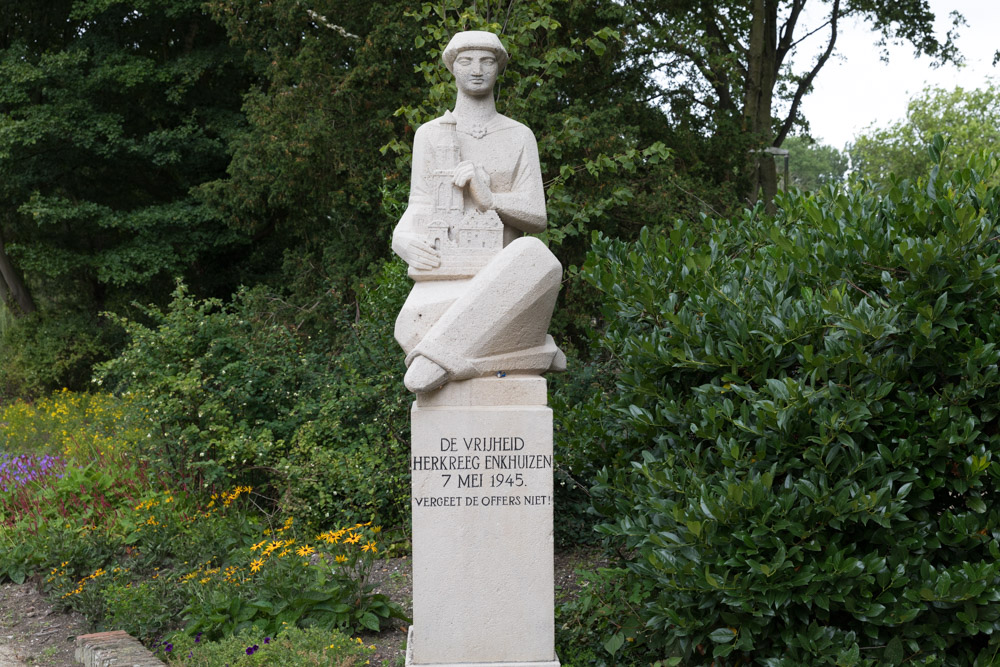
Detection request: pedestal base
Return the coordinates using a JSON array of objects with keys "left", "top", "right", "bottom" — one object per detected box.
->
[
  {"left": 405, "top": 627, "right": 561, "bottom": 667},
  {"left": 408, "top": 376, "right": 558, "bottom": 665}
]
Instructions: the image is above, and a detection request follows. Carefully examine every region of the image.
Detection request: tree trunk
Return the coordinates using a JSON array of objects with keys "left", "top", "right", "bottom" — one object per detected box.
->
[
  {"left": 744, "top": 0, "right": 779, "bottom": 209},
  {"left": 0, "top": 231, "right": 36, "bottom": 316}
]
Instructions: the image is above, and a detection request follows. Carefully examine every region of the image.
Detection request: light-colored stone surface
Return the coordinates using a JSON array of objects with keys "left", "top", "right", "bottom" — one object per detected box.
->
[
  {"left": 0, "top": 646, "right": 26, "bottom": 667},
  {"left": 416, "top": 375, "right": 547, "bottom": 407},
  {"left": 75, "top": 631, "right": 164, "bottom": 667},
  {"left": 408, "top": 399, "right": 558, "bottom": 665},
  {"left": 392, "top": 30, "right": 562, "bottom": 394},
  {"left": 404, "top": 628, "right": 560, "bottom": 667}
]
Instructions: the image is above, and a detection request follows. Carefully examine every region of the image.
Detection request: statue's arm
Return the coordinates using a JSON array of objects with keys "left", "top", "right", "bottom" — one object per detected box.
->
[
  {"left": 492, "top": 129, "right": 546, "bottom": 234},
  {"left": 392, "top": 125, "right": 441, "bottom": 270}
]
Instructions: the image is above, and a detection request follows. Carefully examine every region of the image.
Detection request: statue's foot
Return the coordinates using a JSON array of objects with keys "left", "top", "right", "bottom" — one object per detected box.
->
[
  {"left": 548, "top": 348, "right": 567, "bottom": 372},
  {"left": 405, "top": 355, "right": 449, "bottom": 393}
]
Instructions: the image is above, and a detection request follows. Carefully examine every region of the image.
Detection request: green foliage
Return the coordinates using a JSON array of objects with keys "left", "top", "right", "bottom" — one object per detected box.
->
[
  {"left": 279, "top": 258, "right": 412, "bottom": 529},
  {"left": 556, "top": 567, "right": 658, "bottom": 666},
  {"left": 549, "top": 354, "right": 630, "bottom": 547},
  {"left": 0, "top": 0, "right": 250, "bottom": 313},
  {"left": 204, "top": 0, "right": 424, "bottom": 293},
  {"left": 102, "top": 575, "right": 185, "bottom": 641},
  {"left": 96, "top": 282, "right": 329, "bottom": 489},
  {"left": 0, "top": 390, "right": 142, "bottom": 459},
  {"left": 851, "top": 84, "right": 1000, "bottom": 184},
  {"left": 95, "top": 264, "right": 413, "bottom": 530},
  {"left": 628, "top": 0, "right": 961, "bottom": 203},
  {"left": 179, "top": 520, "right": 406, "bottom": 641},
  {"left": 583, "top": 151, "right": 1000, "bottom": 664},
  {"left": 161, "top": 624, "right": 374, "bottom": 666},
  {"left": 781, "top": 135, "right": 849, "bottom": 191},
  {"left": 0, "top": 310, "right": 117, "bottom": 399}
]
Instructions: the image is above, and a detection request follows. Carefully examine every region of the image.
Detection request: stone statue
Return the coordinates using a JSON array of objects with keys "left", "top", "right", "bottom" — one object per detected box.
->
[{"left": 393, "top": 31, "right": 565, "bottom": 393}]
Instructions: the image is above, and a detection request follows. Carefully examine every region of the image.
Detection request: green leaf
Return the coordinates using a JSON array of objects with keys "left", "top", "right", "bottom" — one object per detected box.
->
[
  {"left": 708, "top": 627, "right": 737, "bottom": 643},
  {"left": 585, "top": 37, "right": 607, "bottom": 56},
  {"left": 884, "top": 636, "right": 904, "bottom": 664},
  {"left": 603, "top": 631, "right": 625, "bottom": 655},
  {"left": 359, "top": 611, "right": 381, "bottom": 632}
]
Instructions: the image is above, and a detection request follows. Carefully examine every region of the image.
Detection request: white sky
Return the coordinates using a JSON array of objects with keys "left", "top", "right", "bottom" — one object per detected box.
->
[{"left": 795, "top": 0, "right": 999, "bottom": 150}]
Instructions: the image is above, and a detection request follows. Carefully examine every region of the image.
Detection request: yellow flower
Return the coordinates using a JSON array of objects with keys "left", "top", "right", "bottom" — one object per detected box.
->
[
  {"left": 251, "top": 540, "right": 267, "bottom": 552},
  {"left": 362, "top": 541, "right": 377, "bottom": 553},
  {"left": 335, "top": 555, "right": 348, "bottom": 564},
  {"left": 296, "top": 545, "right": 315, "bottom": 557},
  {"left": 344, "top": 533, "right": 361, "bottom": 544},
  {"left": 250, "top": 558, "right": 264, "bottom": 573},
  {"left": 372, "top": 525, "right": 382, "bottom": 534}
]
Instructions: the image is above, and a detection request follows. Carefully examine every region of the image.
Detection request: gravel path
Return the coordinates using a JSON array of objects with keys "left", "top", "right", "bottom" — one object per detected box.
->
[{"left": 0, "top": 582, "right": 90, "bottom": 666}]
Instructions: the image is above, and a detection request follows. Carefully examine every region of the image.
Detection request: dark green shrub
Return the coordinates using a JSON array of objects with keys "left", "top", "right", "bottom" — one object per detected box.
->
[
  {"left": 584, "top": 147, "right": 1000, "bottom": 665},
  {"left": 0, "top": 310, "right": 116, "bottom": 399},
  {"left": 96, "top": 259, "right": 414, "bottom": 531},
  {"left": 280, "top": 259, "right": 412, "bottom": 529},
  {"left": 96, "top": 282, "right": 330, "bottom": 489},
  {"left": 550, "top": 355, "right": 633, "bottom": 547},
  {"left": 556, "top": 566, "right": 660, "bottom": 666}
]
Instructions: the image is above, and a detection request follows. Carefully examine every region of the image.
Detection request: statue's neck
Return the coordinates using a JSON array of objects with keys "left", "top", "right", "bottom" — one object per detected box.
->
[{"left": 453, "top": 93, "right": 497, "bottom": 125}]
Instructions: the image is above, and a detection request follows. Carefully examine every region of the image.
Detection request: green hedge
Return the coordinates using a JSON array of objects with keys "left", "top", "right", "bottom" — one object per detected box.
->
[{"left": 584, "top": 145, "right": 1000, "bottom": 665}]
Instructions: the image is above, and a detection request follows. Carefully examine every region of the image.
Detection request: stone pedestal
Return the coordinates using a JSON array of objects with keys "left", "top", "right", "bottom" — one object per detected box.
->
[{"left": 405, "top": 376, "right": 559, "bottom": 667}]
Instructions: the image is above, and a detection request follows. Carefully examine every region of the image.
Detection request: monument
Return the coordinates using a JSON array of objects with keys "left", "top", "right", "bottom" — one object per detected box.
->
[{"left": 394, "top": 31, "right": 561, "bottom": 667}]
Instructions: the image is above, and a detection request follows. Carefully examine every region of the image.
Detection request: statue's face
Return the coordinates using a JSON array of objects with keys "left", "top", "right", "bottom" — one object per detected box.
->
[{"left": 453, "top": 49, "right": 498, "bottom": 97}]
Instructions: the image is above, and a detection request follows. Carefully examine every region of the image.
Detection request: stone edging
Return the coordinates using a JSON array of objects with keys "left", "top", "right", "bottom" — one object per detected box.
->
[{"left": 74, "top": 631, "right": 165, "bottom": 667}]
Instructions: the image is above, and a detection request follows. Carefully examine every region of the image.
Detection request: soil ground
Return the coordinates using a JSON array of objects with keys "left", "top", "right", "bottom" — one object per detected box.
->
[
  {"left": 0, "top": 548, "right": 605, "bottom": 667},
  {"left": 0, "top": 582, "right": 89, "bottom": 666}
]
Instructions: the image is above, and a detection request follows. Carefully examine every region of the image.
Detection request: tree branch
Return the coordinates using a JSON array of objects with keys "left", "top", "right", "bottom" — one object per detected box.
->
[
  {"left": 775, "top": 0, "right": 840, "bottom": 146},
  {"left": 775, "top": 0, "right": 806, "bottom": 75}
]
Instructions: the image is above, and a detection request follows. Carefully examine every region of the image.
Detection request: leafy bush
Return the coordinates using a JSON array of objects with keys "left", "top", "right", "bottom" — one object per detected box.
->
[
  {"left": 0, "top": 310, "right": 116, "bottom": 399},
  {"left": 279, "top": 258, "right": 412, "bottom": 530},
  {"left": 96, "top": 282, "right": 329, "bottom": 489},
  {"left": 584, "top": 147, "right": 1000, "bottom": 664},
  {"left": 556, "top": 566, "right": 660, "bottom": 666},
  {"left": 96, "top": 260, "right": 413, "bottom": 530},
  {"left": 178, "top": 519, "right": 406, "bottom": 640},
  {"left": 160, "top": 625, "right": 373, "bottom": 666}
]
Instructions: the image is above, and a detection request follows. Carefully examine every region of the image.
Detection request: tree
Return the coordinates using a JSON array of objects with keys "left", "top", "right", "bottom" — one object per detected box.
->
[
  {"left": 0, "top": 0, "right": 250, "bottom": 319},
  {"left": 781, "top": 135, "right": 848, "bottom": 190},
  {"left": 627, "top": 0, "right": 962, "bottom": 206},
  {"left": 850, "top": 83, "right": 1000, "bottom": 183},
  {"left": 203, "top": 0, "right": 428, "bottom": 300}
]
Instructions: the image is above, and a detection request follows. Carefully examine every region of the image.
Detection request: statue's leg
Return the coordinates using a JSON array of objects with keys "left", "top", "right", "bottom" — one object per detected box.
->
[
  {"left": 404, "top": 237, "right": 562, "bottom": 392},
  {"left": 394, "top": 279, "right": 469, "bottom": 354}
]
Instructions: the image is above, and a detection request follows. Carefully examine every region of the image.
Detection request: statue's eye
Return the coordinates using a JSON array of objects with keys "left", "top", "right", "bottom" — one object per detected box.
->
[{"left": 457, "top": 57, "right": 472, "bottom": 65}]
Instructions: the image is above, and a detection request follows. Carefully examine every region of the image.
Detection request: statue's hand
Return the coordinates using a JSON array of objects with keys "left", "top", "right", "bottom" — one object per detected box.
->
[
  {"left": 453, "top": 161, "right": 494, "bottom": 211},
  {"left": 401, "top": 237, "right": 441, "bottom": 271}
]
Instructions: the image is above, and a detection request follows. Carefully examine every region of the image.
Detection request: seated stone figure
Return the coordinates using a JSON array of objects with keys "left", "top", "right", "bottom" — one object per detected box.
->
[{"left": 393, "top": 31, "right": 564, "bottom": 394}]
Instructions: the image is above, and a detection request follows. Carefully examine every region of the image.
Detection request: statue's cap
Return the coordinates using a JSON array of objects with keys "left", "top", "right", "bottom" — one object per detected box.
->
[{"left": 442, "top": 31, "right": 508, "bottom": 73}]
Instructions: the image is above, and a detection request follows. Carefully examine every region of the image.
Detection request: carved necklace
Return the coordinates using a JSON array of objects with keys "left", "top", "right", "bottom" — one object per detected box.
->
[{"left": 457, "top": 118, "right": 494, "bottom": 139}]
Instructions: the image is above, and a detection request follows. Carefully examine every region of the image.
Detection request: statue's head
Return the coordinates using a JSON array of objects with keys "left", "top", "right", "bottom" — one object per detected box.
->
[{"left": 442, "top": 31, "right": 509, "bottom": 74}]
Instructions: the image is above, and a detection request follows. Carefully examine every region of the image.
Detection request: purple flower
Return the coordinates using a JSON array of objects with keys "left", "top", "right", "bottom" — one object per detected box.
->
[
  {"left": 246, "top": 644, "right": 259, "bottom": 655},
  {"left": 165, "top": 643, "right": 173, "bottom": 653},
  {"left": 263, "top": 637, "right": 270, "bottom": 644},
  {"left": 195, "top": 632, "right": 202, "bottom": 643}
]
